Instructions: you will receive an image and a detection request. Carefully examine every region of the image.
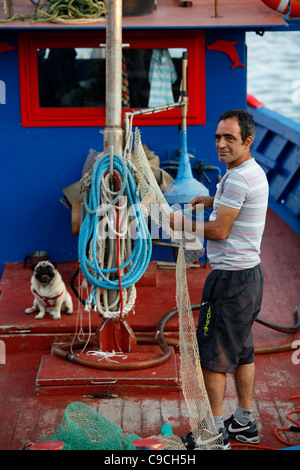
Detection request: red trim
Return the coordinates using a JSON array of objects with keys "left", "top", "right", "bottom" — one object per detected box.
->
[{"left": 18, "top": 30, "right": 206, "bottom": 128}]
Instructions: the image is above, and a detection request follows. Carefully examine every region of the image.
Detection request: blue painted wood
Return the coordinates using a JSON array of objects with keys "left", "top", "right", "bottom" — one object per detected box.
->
[
  {"left": 249, "top": 106, "right": 300, "bottom": 235},
  {"left": 0, "top": 28, "right": 248, "bottom": 274}
]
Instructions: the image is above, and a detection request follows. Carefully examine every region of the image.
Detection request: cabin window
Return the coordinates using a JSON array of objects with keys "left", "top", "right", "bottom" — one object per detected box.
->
[
  {"left": 37, "top": 47, "right": 185, "bottom": 109},
  {"left": 19, "top": 30, "right": 205, "bottom": 127}
]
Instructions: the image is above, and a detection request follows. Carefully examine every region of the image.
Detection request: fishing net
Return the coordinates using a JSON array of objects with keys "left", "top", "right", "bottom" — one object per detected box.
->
[
  {"left": 125, "top": 128, "right": 223, "bottom": 449},
  {"left": 44, "top": 402, "right": 140, "bottom": 450},
  {"left": 163, "top": 129, "right": 209, "bottom": 205},
  {"left": 39, "top": 401, "right": 187, "bottom": 450},
  {"left": 176, "top": 243, "right": 223, "bottom": 449},
  {"left": 70, "top": 127, "right": 223, "bottom": 450},
  {"left": 39, "top": 400, "right": 218, "bottom": 450},
  {"left": 129, "top": 127, "right": 205, "bottom": 262}
]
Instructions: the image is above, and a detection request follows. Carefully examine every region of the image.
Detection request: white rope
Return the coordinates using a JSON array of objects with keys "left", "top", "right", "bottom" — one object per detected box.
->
[{"left": 86, "top": 350, "right": 128, "bottom": 363}]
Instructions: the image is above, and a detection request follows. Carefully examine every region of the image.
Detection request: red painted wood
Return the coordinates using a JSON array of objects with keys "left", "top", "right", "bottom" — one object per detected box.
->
[
  {"left": 35, "top": 345, "right": 179, "bottom": 396},
  {"left": 0, "top": 0, "right": 287, "bottom": 28},
  {"left": 0, "top": 208, "right": 299, "bottom": 450},
  {"left": 94, "top": 319, "right": 138, "bottom": 352}
]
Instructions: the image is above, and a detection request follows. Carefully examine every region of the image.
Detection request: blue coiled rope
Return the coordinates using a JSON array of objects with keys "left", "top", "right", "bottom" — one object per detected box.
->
[{"left": 78, "top": 153, "right": 152, "bottom": 291}]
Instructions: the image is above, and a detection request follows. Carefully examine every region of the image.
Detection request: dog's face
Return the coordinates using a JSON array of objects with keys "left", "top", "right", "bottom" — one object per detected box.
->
[{"left": 32, "top": 261, "right": 57, "bottom": 284}]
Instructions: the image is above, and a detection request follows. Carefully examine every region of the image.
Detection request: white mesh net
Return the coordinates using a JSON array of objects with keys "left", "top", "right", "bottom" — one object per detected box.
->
[
  {"left": 130, "top": 127, "right": 205, "bottom": 262},
  {"left": 75, "top": 126, "right": 223, "bottom": 449},
  {"left": 127, "top": 128, "right": 223, "bottom": 449},
  {"left": 176, "top": 243, "right": 224, "bottom": 449}
]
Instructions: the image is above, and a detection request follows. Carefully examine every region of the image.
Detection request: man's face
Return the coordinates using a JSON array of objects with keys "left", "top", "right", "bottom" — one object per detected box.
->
[{"left": 214, "top": 116, "right": 253, "bottom": 169}]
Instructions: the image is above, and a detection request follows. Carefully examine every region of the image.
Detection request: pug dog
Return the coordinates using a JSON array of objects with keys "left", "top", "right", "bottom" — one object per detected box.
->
[{"left": 25, "top": 261, "right": 73, "bottom": 320}]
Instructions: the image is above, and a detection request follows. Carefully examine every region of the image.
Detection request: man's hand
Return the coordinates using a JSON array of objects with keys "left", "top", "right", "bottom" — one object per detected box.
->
[
  {"left": 170, "top": 203, "right": 240, "bottom": 241},
  {"left": 189, "top": 195, "right": 214, "bottom": 210},
  {"left": 169, "top": 211, "right": 185, "bottom": 231}
]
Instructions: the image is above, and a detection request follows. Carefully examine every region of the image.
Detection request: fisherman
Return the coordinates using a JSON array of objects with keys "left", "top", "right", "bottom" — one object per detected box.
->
[{"left": 170, "top": 109, "right": 269, "bottom": 447}]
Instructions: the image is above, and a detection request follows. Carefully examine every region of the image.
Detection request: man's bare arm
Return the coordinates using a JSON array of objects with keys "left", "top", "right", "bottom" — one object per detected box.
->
[{"left": 170, "top": 203, "right": 240, "bottom": 240}]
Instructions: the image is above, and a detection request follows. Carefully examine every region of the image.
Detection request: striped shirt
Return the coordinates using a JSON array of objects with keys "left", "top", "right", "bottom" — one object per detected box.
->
[
  {"left": 148, "top": 49, "right": 177, "bottom": 107},
  {"left": 207, "top": 158, "right": 269, "bottom": 270}
]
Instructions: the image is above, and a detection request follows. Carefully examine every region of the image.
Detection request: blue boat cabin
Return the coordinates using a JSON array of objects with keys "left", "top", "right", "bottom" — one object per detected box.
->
[{"left": 0, "top": 0, "right": 298, "bottom": 275}]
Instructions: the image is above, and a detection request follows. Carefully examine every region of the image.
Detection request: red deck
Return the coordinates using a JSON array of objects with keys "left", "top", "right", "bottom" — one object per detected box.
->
[{"left": 0, "top": 208, "right": 299, "bottom": 450}]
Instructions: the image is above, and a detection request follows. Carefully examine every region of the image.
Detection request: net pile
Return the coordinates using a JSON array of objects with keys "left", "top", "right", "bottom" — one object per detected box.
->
[
  {"left": 43, "top": 402, "right": 140, "bottom": 450},
  {"left": 39, "top": 401, "right": 187, "bottom": 450}
]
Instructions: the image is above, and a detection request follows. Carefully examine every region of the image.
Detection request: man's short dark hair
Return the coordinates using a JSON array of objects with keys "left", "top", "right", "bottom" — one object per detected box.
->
[{"left": 218, "top": 109, "right": 256, "bottom": 143}]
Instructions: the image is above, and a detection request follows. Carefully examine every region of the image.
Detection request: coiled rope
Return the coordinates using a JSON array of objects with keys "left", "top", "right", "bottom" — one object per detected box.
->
[{"left": 78, "top": 152, "right": 152, "bottom": 320}]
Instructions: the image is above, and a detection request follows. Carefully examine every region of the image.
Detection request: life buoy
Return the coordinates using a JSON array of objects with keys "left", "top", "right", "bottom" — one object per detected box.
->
[{"left": 261, "top": 0, "right": 300, "bottom": 17}]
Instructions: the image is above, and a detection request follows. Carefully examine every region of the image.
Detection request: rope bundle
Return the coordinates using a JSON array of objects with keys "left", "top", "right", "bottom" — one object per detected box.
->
[{"left": 78, "top": 153, "right": 152, "bottom": 319}]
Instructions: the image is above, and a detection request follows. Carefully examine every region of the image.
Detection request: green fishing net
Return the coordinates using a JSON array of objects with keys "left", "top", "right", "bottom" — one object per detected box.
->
[{"left": 46, "top": 402, "right": 141, "bottom": 450}]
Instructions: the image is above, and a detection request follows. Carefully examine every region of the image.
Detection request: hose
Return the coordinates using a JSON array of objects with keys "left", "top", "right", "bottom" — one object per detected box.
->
[
  {"left": 52, "top": 306, "right": 177, "bottom": 371},
  {"left": 53, "top": 297, "right": 300, "bottom": 370},
  {"left": 255, "top": 304, "right": 300, "bottom": 334}
]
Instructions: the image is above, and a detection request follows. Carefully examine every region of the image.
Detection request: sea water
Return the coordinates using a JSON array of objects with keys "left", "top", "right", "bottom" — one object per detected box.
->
[{"left": 246, "top": 30, "right": 300, "bottom": 123}]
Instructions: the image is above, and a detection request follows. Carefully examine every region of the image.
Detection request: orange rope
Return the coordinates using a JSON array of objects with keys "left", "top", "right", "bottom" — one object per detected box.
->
[
  {"left": 274, "top": 395, "right": 300, "bottom": 447},
  {"left": 230, "top": 443, "right": 278, "bottom": 450},
  {"left": 230, "top": 396, "right": 300, "bottom": 450}
]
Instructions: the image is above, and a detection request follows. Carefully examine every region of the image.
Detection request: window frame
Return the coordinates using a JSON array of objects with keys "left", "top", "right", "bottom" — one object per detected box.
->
[{"left": 18, "top": 29, "right": 205, "bottom": 127}]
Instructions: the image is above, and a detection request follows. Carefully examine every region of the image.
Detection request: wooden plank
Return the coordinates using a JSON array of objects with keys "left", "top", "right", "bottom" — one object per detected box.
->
[
  {"left": 0, "top": 395, "right": 22, "bottom": 450},
  {"left": 10, "top": 398, "right": 42, "bottom": 450},
  {"left": 123, "top": 398, "right": 143, "bottom": 436},
  {"left": 141, "top": 398, "right": 162, "bottom": 437},
  {"left": 97, "top": 397, "right": 124, "bottom": 429}
]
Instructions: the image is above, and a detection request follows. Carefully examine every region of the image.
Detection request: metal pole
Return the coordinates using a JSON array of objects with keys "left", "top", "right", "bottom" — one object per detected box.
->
[
  {"left": 214, "top": 0, "right": 220, "bottom": 18},
  {"left": 104, "top": 0, "right": 123, "bottom": 155},
  {"left": 102, "top": 1, "right": 123, "bottom": 329}
]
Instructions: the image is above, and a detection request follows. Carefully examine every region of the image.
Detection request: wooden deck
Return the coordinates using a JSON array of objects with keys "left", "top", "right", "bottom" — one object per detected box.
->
[
  {"left": 0, "top": 209, "right": 299, "bottom": 451},
  {"left": 1, "top": 349, "right": 299, "bottom": 450}
]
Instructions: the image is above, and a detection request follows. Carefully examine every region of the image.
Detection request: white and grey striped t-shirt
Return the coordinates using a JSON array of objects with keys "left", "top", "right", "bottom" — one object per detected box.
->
[{"left": 207, "top": 158, "right": 269, "bottom": 270}]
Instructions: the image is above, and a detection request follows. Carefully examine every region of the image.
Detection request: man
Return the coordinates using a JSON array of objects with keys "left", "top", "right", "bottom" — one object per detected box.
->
[{"left": 170, "top": 109, "right": 269, "bottom": 447}]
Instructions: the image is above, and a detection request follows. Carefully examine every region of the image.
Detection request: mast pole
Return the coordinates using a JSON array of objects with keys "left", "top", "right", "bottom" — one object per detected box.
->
[{"left": 104, "top": 0, "right": 123, "bottom": 155}]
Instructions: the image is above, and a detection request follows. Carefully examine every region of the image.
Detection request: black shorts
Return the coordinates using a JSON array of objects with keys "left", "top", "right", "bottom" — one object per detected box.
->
[{"left": 197, "top": 265, "right": 264, "bottom": 374}]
